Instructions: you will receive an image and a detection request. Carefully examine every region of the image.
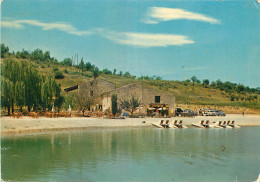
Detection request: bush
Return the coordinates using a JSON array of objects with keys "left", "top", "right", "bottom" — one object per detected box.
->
[
  {"left": 63, "top": 69, "right": 68, "bottom": 74},
  {"left": 53, "top": 67, "right": 59, "bottom": 71},
  {"left": 40, "top": 65, "right": 46, "bottom": 68},
  {"left": 54, "top": 71, "right": 65, "bottom": 79}
]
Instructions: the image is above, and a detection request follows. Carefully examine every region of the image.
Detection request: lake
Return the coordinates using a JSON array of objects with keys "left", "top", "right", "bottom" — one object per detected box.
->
[{"left": 1, "top": 127, "right": 260, "bottom": 182}]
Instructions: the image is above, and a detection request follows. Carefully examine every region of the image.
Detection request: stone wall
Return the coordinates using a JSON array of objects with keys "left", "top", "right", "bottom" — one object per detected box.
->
[
  {"left": 78, "top": 78, "right": 116, "bottom": 107},
  {"left": 101, "top": 83, "right": 175, "bottom": 114}
]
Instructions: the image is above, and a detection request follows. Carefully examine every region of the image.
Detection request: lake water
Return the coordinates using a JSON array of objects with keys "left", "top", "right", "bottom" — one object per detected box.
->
[{"left": 1, "top": 127, "right": 260, "bottom": 182}]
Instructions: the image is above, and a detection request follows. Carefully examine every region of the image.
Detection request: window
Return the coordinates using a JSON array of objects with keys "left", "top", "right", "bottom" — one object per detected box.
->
[
  {"left": 155, "top": 96, "right": 160, "bottom": 103},
  {"left": 90, "top": 90, "right": 94, "bottom": 96}
]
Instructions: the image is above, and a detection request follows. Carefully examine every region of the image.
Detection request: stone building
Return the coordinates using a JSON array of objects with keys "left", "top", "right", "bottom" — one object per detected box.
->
[
  {"left": 78, "top": 78, "right": 116, "bottom": 111},
  {"left": 77, "top": 78, "right": 175, "bottom": 116},
  {"left": 102, "top": 83, "right": 175, "bottom": 116}
]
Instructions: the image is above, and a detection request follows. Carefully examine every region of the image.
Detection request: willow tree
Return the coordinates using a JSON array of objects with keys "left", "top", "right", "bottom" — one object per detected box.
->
[
  {"left": 1, "top": 58, "right": 62, "bottom": 113},
  {"left": 1, "top": 77, "right": 14, "bottom": 115},
  {"left": 15, "top": 81, "right": 26, "bottom": 112}
]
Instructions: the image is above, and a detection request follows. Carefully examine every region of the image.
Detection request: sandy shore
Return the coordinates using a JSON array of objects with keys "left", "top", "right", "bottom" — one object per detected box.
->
[{"left": 1, "top": 114, "right": 260, "bottom": 135}]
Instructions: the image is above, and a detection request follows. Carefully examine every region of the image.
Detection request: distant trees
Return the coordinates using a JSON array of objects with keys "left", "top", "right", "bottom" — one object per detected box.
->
[
  {"left": 1, "top": 44, "right": 9, "bottom": 58},
  {"left": 62, "top": 58, "right": 73, "bottom": 66},
  {"left": 191, "top": 76, "right": 201, "bottom": 84},
  {"left": 113, "top": 69, "right": 117, "bottom": 75},
  {"left": 138, "top": 75, "right": 162, "bottom": 80},
  {"left": 120, "top": 96, "right": 141, "bottom": 116},
  {"left": 92, "top": 67, "right": 100, "bottom": 78},
  {"left": 102, "top": 68, "right": 112, "bottom": 75},
  {"left": 1, "top": 59, "right": 63, "bottom": 115},
  {"left": 202, "top": 79, "right": 210, "bottom": 87}
]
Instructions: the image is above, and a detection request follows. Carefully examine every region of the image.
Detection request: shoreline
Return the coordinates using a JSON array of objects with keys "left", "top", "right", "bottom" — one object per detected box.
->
[{"left": 1, "top": 114, "right": 260, "bottom": 135}]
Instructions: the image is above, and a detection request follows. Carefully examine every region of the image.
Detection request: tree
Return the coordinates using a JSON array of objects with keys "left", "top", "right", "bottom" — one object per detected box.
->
[
  {"left": 1, "top": 44, "right": 9, "bottom": 58},
  {"left": 120, "top": 95, "right": 141, "bottom": 116},
  {"left": 123, "top": 71, "right": 131, "bottom": 77},
  {"left": 62, "top": 58, "right": 73, "bottom": 66},
  {"left": 54, "top": 71, "right": 65, "bottom": 79},
  {"left": 230, "top": 94, "right": 235, "bottom": 101},
  {"left": 75, "top": 93, "right": 94, "bottom": 116},
  {"left": 111, "top": 94, "right": 118, "bottom": 117},
  {"left": 92, "top": 67, "right": 100, "bottom": 78},
  {"left": 85, "top": 62, "right": 92, "bottom": 71},
  {"left": 53, "top": 82, "right": 64, "bottom": 112},
  {"left": 43, "top": 51, "right": 51, "bottom": 61},
  {"left": 102, "top": 68, "right": 112, "bottom": 75},
  {"left": 113, "top": 69, "right": 117, "bottom": 75},
  {"left": 191, "top": 76, "right": 197, "bottom": 84},
  {"left": 30, "top": 48, "right": 44, "bottom": 61},
  {"left": 210, "top": 81, "right": 216, "bottom": 87},
  {"left": 1, "top": 77, "right": 14, "bottom": 115},
  {"left": 15, "top": 81, "right": 26, "bottom": 112},
  {"left": 119, "top": 71, "right": 123, "bottom": 76},
  {"left": 202, "top": 79, "right": 210, "bottom": 87},
  {"left": 20, "top": 49, "right": 30, "bottom": 59},
  {"left": 79, "top": 58, "right": 84, "bottom": 75}
]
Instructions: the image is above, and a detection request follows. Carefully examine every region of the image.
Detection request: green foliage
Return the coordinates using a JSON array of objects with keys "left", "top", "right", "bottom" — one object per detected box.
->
[
  {"left": 85, "top": 62, "right": 93, "bottom": 71},
  {"left": 111, "top": 94, "right": 118, "bottom": 116},
  {"left": 1, "top": 58, "right": 62, "bottom": 114},
  {"left": 137, "top": 75, "right": 162, "bottom": 80},
  {"left": 102, "top": 68, "right": 112, "bottom": 75},
  {"left": 113, "top": 69, "right": 117, "bottom": 75},
  {"left": 191, "top": 76, "right": 197, "bottom": 83},
  {"left": 62, "top": 58, "right": 73, "bottom": 66},
  {"left": 1, "top": 44, "right": 9, "bottom": 58},
  {"left": 1, "top": 77, "right": 14, "bottom": 115},
  {"left": 123, "top": 71, "right": 131, "bottom": 77},
  {"left": 54, "top": 71, "right": 65, "bottom": 79},
  {"left": 92, "top": 67, "right": 100, "bottom": 78},
  {"left": 120, "top": 95, "right": 141, "bottom": 115},
  {"left": 74, "top": 93, "right": 94, "bottom": 115},
  {"left": 52, "top": 67, "right": 59, "bottom": 71},
  {"left": 63, "top": 69, "right": 69, "bottom": 74},
  {"left": 202, "top": 79, "right": 210, "bottom": 87}
]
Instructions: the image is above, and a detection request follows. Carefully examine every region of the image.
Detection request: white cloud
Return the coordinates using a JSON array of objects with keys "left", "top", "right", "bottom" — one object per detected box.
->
[
  {"left": 102, "top": 31, "right": 194, "bottom": 47},
  {"left": 1, "top": 19, "right": 92, "bottom": 36},
  {"left": 143, "top": 7, "right": 221, "bottom": 24},
  {"left": 1, "top": 21, "right": 24, "bottom": 29},
  {"left": 1, "top": 19, "right": 194, "bottom": 47}
]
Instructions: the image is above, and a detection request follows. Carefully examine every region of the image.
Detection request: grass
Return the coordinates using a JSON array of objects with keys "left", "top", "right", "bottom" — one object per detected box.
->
[{"left": 8, "top": 58, "right": 260, "bottom": 113}]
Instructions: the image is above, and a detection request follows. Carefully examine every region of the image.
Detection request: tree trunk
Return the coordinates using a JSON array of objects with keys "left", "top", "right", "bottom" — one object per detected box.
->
[
  {"left": 11, "top": 99, "right": 14, "bottom": 114},
  {"left": 7, "top": 107, "right": 11, "bottom": 116},
  {"left": 20, "top": 106, "right": 23, "bottom": 113}
]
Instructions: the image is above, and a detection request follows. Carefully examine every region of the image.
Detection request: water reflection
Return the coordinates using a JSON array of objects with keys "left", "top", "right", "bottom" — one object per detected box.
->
[{"left": 2, "top": 127, "right": 260, "bottom": 182}]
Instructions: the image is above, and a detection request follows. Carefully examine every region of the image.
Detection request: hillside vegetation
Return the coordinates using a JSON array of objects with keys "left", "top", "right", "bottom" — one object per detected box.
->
[{"left": 1, "top": 44, "right": 260, "bottom": 114}]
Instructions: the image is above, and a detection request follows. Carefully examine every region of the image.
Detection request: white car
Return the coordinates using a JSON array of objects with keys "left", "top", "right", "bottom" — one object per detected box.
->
[{"left": 205, "top": 110, "right": 217, "bottom": 116}]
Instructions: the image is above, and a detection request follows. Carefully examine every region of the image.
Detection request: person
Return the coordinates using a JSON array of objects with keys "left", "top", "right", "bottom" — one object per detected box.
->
[{"left": 242, "top": 111, "right": 244, "bottom": 117}]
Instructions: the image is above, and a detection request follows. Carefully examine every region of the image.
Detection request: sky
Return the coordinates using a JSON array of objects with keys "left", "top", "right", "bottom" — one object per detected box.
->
[{"left": 1, "top": 0, "right": 260, "bottom": 87}]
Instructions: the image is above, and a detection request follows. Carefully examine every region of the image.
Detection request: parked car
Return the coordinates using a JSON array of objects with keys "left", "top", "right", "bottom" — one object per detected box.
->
[
  {"left": 175, "top": 108, "right": 183, "bottom": 116},
  {"left": 205, "top": 110, "right": 217, "bottom": 116},
  {"left": 215, "top": 110, "right": 226, "bottom": 116},
  {"left": 183, "top": 109, "right": 196, "bottom": 117}
]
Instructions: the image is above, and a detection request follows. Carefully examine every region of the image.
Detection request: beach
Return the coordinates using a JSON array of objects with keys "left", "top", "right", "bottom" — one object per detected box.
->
[{"left": 1, "top": 114, "right": 260, "bottom": 135}]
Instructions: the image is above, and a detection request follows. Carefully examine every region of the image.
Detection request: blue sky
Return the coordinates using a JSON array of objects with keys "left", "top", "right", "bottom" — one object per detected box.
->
[{"left": 1, "top": 0, "right": 260, "bottom": 87}]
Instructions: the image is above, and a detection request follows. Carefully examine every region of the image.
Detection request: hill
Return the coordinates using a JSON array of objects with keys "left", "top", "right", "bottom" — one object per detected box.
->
[{"left": 1, "top": 44, "right": 260, "bottom": 114}]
